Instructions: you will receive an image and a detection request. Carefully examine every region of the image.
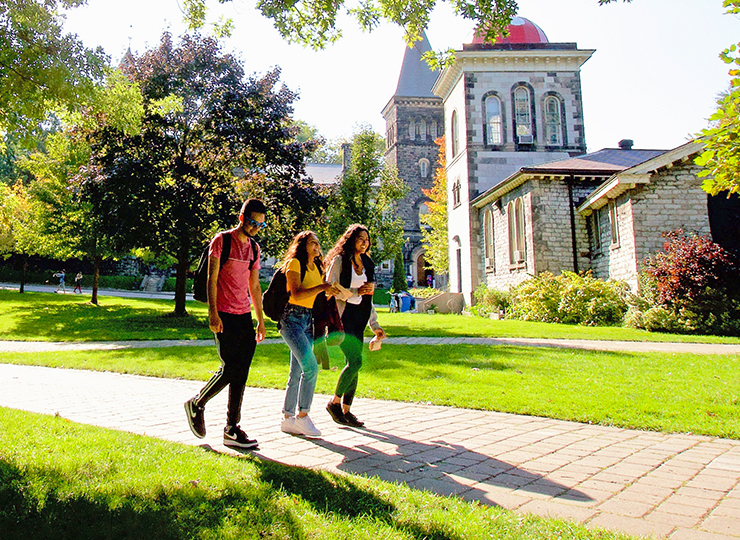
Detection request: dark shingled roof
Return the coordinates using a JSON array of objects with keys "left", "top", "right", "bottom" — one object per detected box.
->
[
  {"left": 521, "top": 148, "right": 667, "bottom": 176},
  {"left": 394, "top": 32, "right": 439, "bottom": 98}
]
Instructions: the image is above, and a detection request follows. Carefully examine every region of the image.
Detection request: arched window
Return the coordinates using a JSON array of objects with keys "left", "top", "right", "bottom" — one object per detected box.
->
[
  {"left": 420, "top": 119, "right": 427, "bottom": 140},
  {"left": 419, "top": 158, "right": 430, "bottom": 178},
  {"left": 514, "top": 86, "right": 533, "bottom": 143},
  {"left": 408, "top": 119, "right": 415, "bottom": 140},
  {"left": 451, "top": 110, "right": 459, "bottom": 157},
  {"left": 544, "top": 96, "right": 562, "bottom": 146},
  {"left": 484, "top": 95, "right": 503, "bottom": 145},
  {"left": 430, "top": 121, "right": 438, "bottom": 139},
  {"left": 507, "top": 198, "right": 526, "bottom": 264},
  {"left": 483, "top": 209, "right": 495, "bottom": 270}
]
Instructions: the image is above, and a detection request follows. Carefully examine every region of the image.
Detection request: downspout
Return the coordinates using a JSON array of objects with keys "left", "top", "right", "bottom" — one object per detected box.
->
[{"left": 567, "top": 175, "right": 579, "bottom": 273}]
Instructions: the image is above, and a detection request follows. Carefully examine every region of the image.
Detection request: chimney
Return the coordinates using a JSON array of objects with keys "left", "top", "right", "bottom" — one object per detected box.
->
[{"left": 618, "top": 139, "right": 634, "bottom": 150}]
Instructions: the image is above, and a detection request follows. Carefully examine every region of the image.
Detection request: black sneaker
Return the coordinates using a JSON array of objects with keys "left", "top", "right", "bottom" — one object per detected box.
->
[
  {"left": 223, "top": 425, "right": 258, "bottom": 450},
  {"left": 326, "top": 401, "right": 347, "bottom": 425},
  {"left": 343, "top": 411, "right": 365, "bottom": 428},
  {"left": 185, "top": 398, "right": 206, "bottom": 438}
]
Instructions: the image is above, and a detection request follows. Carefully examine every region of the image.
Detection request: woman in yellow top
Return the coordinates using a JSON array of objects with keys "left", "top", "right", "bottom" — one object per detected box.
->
[{"left": 279, "top": 231, "right": 338, "bottom": 438}]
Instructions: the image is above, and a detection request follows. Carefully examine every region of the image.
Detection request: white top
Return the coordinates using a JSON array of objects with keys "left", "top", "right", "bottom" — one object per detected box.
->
[{"left": 346, "top": 267, "right": 367, "bottom": 305}]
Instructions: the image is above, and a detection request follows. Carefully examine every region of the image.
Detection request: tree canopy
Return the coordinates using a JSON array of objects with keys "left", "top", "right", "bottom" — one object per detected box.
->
[
  {"left": 420, "top": 136, "right": 448, "bottom": 276},
  {"left": 85, "top": 33, "right": 318, "bottom": 315},
  {"left": 695, "top": 0, "right": 740, "bottom": 196},
  {"left": 0, "top": 0, "right": 107, "bottom": 140}
]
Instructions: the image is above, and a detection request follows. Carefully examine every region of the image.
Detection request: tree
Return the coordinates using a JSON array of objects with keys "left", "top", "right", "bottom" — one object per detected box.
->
[
  {"left": 91, "top": 33, "right": 319, "bottom": 315},
  {"left": 695, "top": 0, "right": 740, "bottom": 196},
  {"left": 295, "top": 120, "right": 342, "bottom": 164},
  {"left": 420, "top": 136, "right": 448, "bottom": 277},
  {"left": 392, "top": 249, "right": 407, "bottom": 291},
  {"left": 0, "top": 0, "right": 107, "bottom": 140},
  {"left": 182, "top": 0, "right": 519, "bottom": 54},
  {"left": 327, "top": 126, "right": 408, "bottom": 265},
  {"left": 19, "top": 70, "right": 145, "bottom": 304}
]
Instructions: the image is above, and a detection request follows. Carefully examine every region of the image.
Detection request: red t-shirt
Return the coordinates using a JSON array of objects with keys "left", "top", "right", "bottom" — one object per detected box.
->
[{"left": 209, "top": 229, "right": 261, "bottom": 314}]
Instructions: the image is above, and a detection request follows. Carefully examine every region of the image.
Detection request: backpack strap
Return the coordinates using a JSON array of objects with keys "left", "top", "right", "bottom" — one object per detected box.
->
[
  {"left": 219, "top": 232, "right": 232, "bottom": 269},
  {"left": 248, "top": 237, "right": 258, "bottom": 270}
]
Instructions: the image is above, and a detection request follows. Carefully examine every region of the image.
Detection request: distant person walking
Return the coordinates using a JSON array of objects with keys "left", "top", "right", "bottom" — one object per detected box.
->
[
  {"left": 54, "top": 269, "right": 66, "bottom": 293},
  {"left": 73, "top": 272, "right": 83, "bottom": 294},
  {"left": 184, "top": 199, "right": 267, "bottom": 450},
  {"left": 279, "top": 231, "right": 338, "bottom": 439},
  {"left": 324, "top": 224, "right": 386, "bottom": 428}
]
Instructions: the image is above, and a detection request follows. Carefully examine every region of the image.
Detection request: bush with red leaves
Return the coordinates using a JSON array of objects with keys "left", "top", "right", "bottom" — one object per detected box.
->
[{"left": 643, "top": 229, "right": 740, "bottom": 335}]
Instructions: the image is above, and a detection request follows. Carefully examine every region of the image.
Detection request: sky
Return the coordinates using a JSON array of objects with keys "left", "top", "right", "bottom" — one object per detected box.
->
[{"left": 63, "top": 0, "right": 738, "bottom": 152}]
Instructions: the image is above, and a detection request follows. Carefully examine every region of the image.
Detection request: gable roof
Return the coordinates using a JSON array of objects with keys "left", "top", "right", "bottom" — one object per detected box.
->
[
  {"left": 472, "top": 147, "right": 670, "bottom": 208},
  {"left": 576, "top": 139, "right": 705, "bottom": 213}
]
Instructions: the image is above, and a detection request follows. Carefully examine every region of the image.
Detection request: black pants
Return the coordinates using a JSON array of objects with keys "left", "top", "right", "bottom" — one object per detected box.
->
[
  {"left": 335, "top": 302, "right": 368, "bottom": 407},
  {"left": 195, "top": 312, "right": 256, "bottom": 428}
]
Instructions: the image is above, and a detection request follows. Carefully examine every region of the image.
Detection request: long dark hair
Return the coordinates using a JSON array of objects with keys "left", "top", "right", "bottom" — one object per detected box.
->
[
  {"left": 324, "top": 224, "right": 370, "bottom": 267},
  {"left": 281, "top": 231, "right": 323, "bottom": 274}
]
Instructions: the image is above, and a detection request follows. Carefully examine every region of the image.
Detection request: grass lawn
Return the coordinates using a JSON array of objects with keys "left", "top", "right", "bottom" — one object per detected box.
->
[
  {"left": 0, "top": 408, "right": 636, "bottom": 540},
  {"left": 4, "top": 343, "right": 739, "bottom": 439},
  {"left": 3, "top": 289, "right": 740, "bottom": 344}
]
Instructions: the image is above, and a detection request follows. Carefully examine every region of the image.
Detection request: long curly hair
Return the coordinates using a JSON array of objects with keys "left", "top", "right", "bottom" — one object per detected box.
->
[
  {"left": 281, "top": 231, "right": 323, "bottom": 274},
  {"left": 324, "top": 224, "right": 371, "bottom": 267}
]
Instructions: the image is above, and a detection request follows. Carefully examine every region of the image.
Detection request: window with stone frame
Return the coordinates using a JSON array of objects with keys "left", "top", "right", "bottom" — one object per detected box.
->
[
  {"left": 608, "top": 199, "right": 619, "bottom": 246},
  {"left": 484, "top": 94, "right": 503, "bottom": 146},
  {"left": 544, "top": 96, "right": 563, "bottom": 146},
  {"left": 483, "top": 208, "right": 495, "bottom": 271},
  {"left": 452, "top": 178, "right": 461, "bottom": 208},
  {"left": 507, "top": 198, "right": 526, "bottom": 265},
  {"left": 419, "top": 158, "right": 430, "bottom": 178},
  {"left": 408, "top": 119, "right": 415, "bottom": 140},
  {"left": 451, "top": 110, "right": 459, "bottom": 157},
  {"left": 590, "top": 208, "right": 602, "bottom": 253},
  {"left": 430, "top": 121, "right": 438, "bottom": 139},
  {"left": 420, "top": 119, "right": 427, "bottom": 140},
  {"left": 514, "top": 86, "right": 533, "bottom": 142}
]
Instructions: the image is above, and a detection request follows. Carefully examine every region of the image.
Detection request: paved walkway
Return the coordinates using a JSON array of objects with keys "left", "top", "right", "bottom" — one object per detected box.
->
[{"left": 1, "top": 362, "right": 739, "bottom": 540}]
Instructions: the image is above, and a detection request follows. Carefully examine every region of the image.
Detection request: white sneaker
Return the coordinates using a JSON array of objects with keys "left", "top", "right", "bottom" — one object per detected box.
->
[
  {"left": 281, "top": 416, "right": 296, "bottom": 434},
  {"left": 293, "top": 415, "right": 321, "bottom": 438}
]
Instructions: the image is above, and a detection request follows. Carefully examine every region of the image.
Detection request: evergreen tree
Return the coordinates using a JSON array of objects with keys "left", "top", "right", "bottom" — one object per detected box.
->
[{"left": 392, "top": 249, "right": 407, "bottom": 291}]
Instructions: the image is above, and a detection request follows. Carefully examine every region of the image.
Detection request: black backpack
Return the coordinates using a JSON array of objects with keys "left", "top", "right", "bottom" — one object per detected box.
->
[
  {"left": 192, "top": 232, "right": 256, "bottom": 303},
  {"left": 262, "top": 261, "right": 307, "bottom": 322}
]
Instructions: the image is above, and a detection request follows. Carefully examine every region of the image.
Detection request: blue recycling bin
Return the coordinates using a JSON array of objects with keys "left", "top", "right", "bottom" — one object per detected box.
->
[{"left": 398, "top": 293, "right": 412, "bottom": 312}]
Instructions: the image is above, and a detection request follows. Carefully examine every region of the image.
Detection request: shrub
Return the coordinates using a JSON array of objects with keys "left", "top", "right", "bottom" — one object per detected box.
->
[
  {"left": 643, "top": 229, "right": 740, "bottom": 335},
  {"left": 507, "top": 271, "right": 629, "bottom": 326},
  {"left": 409, "top": 287, "right": 442, "bottom": 298},
  {"left": 471, "top": 284, "right": 512, "bottom": 317},
  {"left": 97, "top": 275, "right": 140, "bottom": 290}
]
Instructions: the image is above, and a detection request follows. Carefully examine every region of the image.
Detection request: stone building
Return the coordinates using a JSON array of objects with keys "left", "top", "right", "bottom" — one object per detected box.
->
[
  {"left": 425, "top": 17, "right": 739, "bottom": 303},
  {"left": 383, "top": 33, "right": 445, "bottom": 287},
  {"left": 431, "top": 17, "right": 593, "bottom": 300}
]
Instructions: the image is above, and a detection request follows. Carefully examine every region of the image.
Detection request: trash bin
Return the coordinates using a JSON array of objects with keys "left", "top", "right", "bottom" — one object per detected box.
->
[{"left": 398, "top": 293, "right": 412, "bottom": 312}]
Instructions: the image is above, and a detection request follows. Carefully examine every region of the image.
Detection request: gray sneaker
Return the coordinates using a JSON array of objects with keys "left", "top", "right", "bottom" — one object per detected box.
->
[{"left": 185, "top": 397, "right": 206, "bottom": 438}]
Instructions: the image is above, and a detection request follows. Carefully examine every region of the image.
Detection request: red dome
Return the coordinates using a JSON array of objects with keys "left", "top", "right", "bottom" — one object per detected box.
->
[{"left": 472, "top": 17, "right": 549, "bottom": 45}]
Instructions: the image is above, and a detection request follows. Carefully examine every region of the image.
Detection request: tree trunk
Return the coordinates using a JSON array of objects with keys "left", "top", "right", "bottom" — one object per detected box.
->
[
  {"left": 91, "top": 257, "right": 101, "bottom": 305},
  {"left": 19, "top": 255, "right": 27, "bottom": 293},
  {"left": 173, "top": 251, "right": 189, "bottom": 317}
]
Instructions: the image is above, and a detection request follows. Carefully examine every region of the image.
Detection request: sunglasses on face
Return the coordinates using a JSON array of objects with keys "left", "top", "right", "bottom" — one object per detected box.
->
[{"left": 245, "top": 218, "right": 268, "bottom": 229}]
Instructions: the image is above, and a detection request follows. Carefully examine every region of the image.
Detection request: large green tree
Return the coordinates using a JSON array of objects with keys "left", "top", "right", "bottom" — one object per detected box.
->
[
  {"left": 89, "top": 33, "right": 319, "bottom": 315},
  {"left": 0, "top": 0, "right": 107, "bottom": 140},
  {"left": 696, "top": 0, "right": 740, "bottom": 196},
  {"left": 328, "top": 126, "right": 407, "bottom": 264}
]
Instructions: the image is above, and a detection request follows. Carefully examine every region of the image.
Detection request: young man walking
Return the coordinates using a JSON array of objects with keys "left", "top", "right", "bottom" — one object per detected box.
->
[{"left": 185, "top": 199, "right": 267, "bottom": 450}]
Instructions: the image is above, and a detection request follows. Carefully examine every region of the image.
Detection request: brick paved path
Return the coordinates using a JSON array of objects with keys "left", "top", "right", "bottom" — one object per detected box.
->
[{"left": 1, "top": 362, "right": 739, "bottom": 539}]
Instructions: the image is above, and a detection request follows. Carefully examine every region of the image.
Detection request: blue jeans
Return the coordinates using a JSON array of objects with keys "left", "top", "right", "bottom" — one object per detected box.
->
[{"left": 279, "top": 303, "right": 318, "bottom": 416}]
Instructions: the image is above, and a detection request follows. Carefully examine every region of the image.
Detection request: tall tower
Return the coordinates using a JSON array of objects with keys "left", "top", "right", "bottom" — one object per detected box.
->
[
  {"left": 382, "top": 33, "right": 445, "bottom": 287},
  {"left": 432, "top": 17, "right": 594, "bottom": 301}
]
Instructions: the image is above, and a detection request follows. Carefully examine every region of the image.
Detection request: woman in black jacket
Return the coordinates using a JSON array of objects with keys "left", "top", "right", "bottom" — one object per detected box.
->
[{"left": 324, "top": 224, "right": 386, "bottom": 427}]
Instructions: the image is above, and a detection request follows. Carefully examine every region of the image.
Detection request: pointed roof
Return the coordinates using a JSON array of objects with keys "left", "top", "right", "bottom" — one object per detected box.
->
[{"left": 393, "top": 32, "right": 439, "bottom": 98}]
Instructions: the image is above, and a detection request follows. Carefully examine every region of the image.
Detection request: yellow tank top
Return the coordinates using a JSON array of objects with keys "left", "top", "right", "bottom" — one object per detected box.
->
[{"left": 286, "top": 258, "right": 323, "bottom": 308}]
